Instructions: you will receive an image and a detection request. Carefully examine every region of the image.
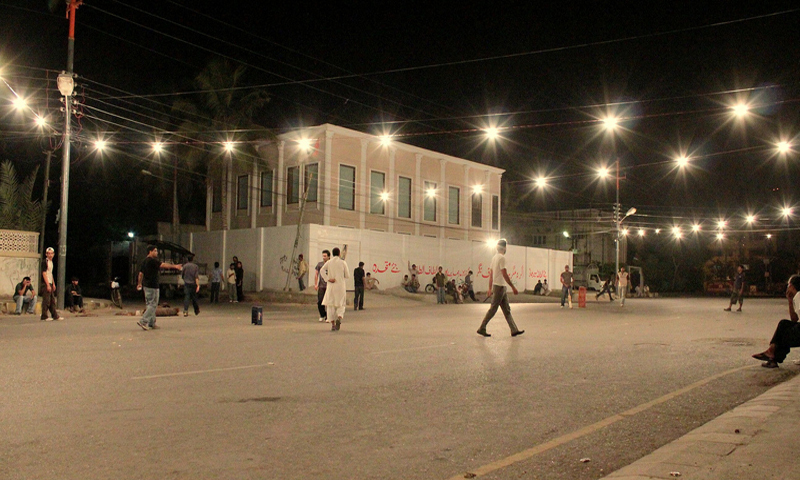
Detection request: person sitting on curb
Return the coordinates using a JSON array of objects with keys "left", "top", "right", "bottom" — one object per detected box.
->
[
  {"left": 364, "top": 272, "right": 380, "bottom": 290},
  {"left": 66, "top": 277, "right": 85, "bottom": 313},
  {"left": 407, "top": 274, "right": 420, "bottom": 293},
  {"left": 13, "top": 276, "right": 37, "bottom": 315},
  {"left": 752, "top": 274, "right": 800, "bottom": 368}
]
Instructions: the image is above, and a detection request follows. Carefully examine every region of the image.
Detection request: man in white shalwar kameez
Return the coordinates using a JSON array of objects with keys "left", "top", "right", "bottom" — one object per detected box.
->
[{"left": 321, "top": 247, "right": 349, "bottom": 331}]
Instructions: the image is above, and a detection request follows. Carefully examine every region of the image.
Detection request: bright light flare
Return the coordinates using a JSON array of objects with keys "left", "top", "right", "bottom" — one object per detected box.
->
[
  {"left": 621, "top": 228, "right": 629, "bottom": 236},
  {"left": 732, "top": 103, "right": 749, "bottom": 118},
  {"left": 597, "top": 166, "right": 610, "bottom": 179},
  {"left": 298, "top": 138, "right": 313, "bottom": 151},
  {"left": 745, "top": 214, "right": 756, "bottom": 224},
  {"left": 776, "top": 141, "right": 792, "bottom": 154},
  {"left": 127, "top": 231, "right": 135, "bottom": 239},
  {"left": 223, "top": 141, "right": 234, "bottom": 152},
  {"left": 534, "top": 176, "right": 547, "bottom": 188},
  {"left": 152, "top": 141, "right": 164, "bottom": 154},
  {"left": 472, "top": 185, "right": 483, "bottom": 195},
  {"left": 484, "top": 127, "right": 500, "bottom": 141},
  {"left": 11, "top": 96, "right": 26, "bottom": 110},
  {"left": 717, "top": 219, "right": 726, "bottom": 229},
  {"left": 766, "top": 234, "right": 773, "bottom": 239},
  {"left": 563, "top": 231, "right": 570, "bottom": 238},
  {"left": 425, "top": 188, "right": 437, "bottom": 198},
  {"left": 691, "top": 224, "right": 701, "bottom": 233},
  {"left": 672, "top": 226, "right": 682, "bottom": 238},
  {"left": 485, "top": 238, "right": 498, "bottom": 248},
  {"left": 602, "top": 116, "right": 618, "bottom": 131},
  {"left": 379, "top": 191, "right": 390, "bottom": 202},
  {"left": 716, "top": 233, "right": 724, "bottom": 240},
  {"left": 94, "top": 140, "right": 107, "bottom": 151},
  {"left": 676, "top": 155, "right": 689, "bottom": 168},
  {"left": 34, "top": 115, "right": 47, "bottom": 127},
  {"left": 782, "top": 207, "right": 793, "bottom": 218},
  {"left": 655, "top": 228, "right": 661, "bottom": 234},
  {"left": 379, "top": 135, "right": 392, "bottom": 146},
  {"left": 638, "top": 229, "right": 645, "bottom": 237}
]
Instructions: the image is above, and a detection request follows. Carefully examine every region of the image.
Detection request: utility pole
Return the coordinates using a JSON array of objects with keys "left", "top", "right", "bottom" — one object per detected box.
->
[
  {"left": 55, "top": 0, "right": 82, "bottom": 309},
  {"left": 38, "top": 150, "right": 53, "bottom": 258}
]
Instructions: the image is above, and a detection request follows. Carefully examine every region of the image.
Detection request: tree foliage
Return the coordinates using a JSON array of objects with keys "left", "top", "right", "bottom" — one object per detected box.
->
[{"left": 0, "top": 161, "right": 48, "bottom": 232}]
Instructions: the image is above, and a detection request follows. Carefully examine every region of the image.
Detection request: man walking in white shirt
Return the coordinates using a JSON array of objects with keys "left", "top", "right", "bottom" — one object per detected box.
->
[
  {"left": 477, "top": 239, "right": 524, "bottom": 337},
  {"left": 616, "top": 266, "right": 630, "bottom": 307}
]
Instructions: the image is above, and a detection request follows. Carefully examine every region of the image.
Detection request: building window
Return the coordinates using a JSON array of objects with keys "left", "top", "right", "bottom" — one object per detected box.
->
[
  {"left": 397, "top": 176, "right": 411, "bottom": 219},
  {"left": 305, "top": 163, "right": 318, "bottom": 203},
  {"left": 287, "top": 166, "right": 299, "bottom": 204},
  {"left": 492, "top": 195, "right": 499, "bottom": 230},
  {"left": 338, "top": 165, "right": 356, "bottom": 211},
  {"left": 370, "top": 170, "right": 386, "bottom": 215},
  {"left": 212, "top": 180, "right": 222, "bottom": 213},
  {"left": 448, "top": 186, "right": 460, "bottom": 224},
  {"left": 471, "top": 193, "right": 482, "bottom": 228},
  {"left": 237, "top": 175, "right": 249, "bottom": 210},
  {"left": 423, "top": 181, "right": 437, "bottom": 222},
  {"left": 260, "top": 170, "right": 273, "bottom": 207},
  {"left": 532, "top": 235, "right": 546, "bottom": 246}
]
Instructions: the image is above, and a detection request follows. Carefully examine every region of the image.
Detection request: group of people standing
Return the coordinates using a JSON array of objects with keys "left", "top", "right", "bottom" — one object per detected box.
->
[{"left": 557, "top": 265, "right": 632, "bottom": 308}]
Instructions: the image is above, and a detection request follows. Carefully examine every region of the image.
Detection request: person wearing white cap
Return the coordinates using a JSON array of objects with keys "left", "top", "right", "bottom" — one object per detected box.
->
[{"left": 477, "top": 239, "right": 524, "bottom": 337}]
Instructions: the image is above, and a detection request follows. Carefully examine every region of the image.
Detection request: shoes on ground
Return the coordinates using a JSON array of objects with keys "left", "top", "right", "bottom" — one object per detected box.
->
[
  {"left": 476, "top": 330, "right": 491, "bottom": 337},
  {"left": 136, "top": 321, "right": 148, "bottom": 331},
  {"left": 183, "top": 312, "right": 188, "bottom": 317},
  {"left": 335, "top": 318, "right": 341, "bottom": 331},
  {"left": 752, "top": 352, "right": 773, "bottom": 362},
  {"left": 723, "top": 307, "right": 731, "bottom": 311},
  {"left": 319, "top": 317, "right": 325, "bottom": 322},
  {"left": 762, "top": 360, "right": 779, "bottom": 368},
  {"left": 512, "top": 330, "right": 525, "bottom": 337},
  {"left": 149, "top": 324, "right": 160, "bottom": 330},
  {"left": 736, "top": 308, "right": 742, "bottom": 312}
]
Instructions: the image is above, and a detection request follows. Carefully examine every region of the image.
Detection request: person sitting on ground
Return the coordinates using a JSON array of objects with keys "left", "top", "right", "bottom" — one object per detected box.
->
[
  {"left": 364, "top": 272, "right": 380, "bottom": 290},
  {"left": 752, "top": 274, "right": 800, "bottom": 368},
  {"left": 13, "top": 276, "right": 37, "bottom": 315},
  {"left": 445, "top": 279, "right": 462, "bottom": 304},
  {"left": 66, "top": 276, "right": 85, "bottom": 313},
  {"left": 401, "top": 274, "right": 411, "bottom": 291},
  {"left": 541, "top": 279, "right": 550, "bottom": 296},
  {"left": 533, "top": 280, "right": 543, "bottom": 295},
  {"left": 407, "top": 274, "right": 420, "bottom": 293}
]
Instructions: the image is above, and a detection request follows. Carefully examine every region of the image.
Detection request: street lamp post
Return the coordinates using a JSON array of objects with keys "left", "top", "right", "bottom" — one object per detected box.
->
[{"left": 612, "top": 159, "right": 636, "bottom": 277}]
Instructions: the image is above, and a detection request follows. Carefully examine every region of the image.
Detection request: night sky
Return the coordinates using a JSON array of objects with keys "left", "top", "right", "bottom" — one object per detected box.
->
[{"left": 1, "top": 1, "right": 799, "bottom": 283}]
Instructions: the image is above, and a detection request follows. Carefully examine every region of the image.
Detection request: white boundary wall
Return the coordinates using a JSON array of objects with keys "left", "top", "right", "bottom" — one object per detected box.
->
[{"left": 166, "top": 225, "right": 571, "bottom": 293}]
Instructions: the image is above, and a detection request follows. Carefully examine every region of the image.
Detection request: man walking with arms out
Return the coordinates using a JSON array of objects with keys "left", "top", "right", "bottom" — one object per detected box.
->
[
  {"left": 560, "top": 264, "right": 574, "bottom": 309},
  {"left": 136, "top": 245, "right": 182, "bottom": 330},
  {"left": 40, "top": 247, "right": 60, "bottom": 321},
  {"left": 321, "top": 247, "right": 349, "bottom": 331},
  {"left": 477, "top": 239, "right": 524, "bottom": 337},
  {"left": 314, "top": 250, "right": 330, "bottom": 322}
]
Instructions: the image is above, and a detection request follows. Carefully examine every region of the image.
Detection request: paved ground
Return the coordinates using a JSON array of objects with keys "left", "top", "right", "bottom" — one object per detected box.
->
[{"left": 0, "top": 293, "right": 796, "bottom": 479}]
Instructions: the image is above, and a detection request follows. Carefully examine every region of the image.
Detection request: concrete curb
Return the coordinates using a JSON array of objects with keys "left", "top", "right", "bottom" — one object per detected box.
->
[{"left": 604, "top": 370, "right": 800, "bottom": 479}]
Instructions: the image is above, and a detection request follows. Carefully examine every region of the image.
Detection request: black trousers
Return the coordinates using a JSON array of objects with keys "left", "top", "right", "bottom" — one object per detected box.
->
[
  {"left": 354, "top": 286, "right": 364, "bottom": 310},
  {"left": 41, "top": 286, "right": 58, "bottom": 320},
  {"left": 66, "top": 294, "right": 83, "bottom": 309},
  {"left": 770, "top": 319, "right": 800, "bottom": 363},
  {"left": 317, "top": 287, "right": 327, "bottom": 319},
  {"left": 210, "top": 282, "right": 220, "bottom": 303}
]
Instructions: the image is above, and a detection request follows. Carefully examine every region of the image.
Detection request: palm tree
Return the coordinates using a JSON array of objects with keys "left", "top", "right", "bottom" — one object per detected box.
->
[
  {"left": 172, "top": 58, "right": 274, "bottom": 230},
  {"left": 0, "top": 161, "right": 48, "bottom": 232}
]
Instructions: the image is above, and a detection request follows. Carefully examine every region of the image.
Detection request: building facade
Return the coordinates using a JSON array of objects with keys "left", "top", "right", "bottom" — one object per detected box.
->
[{"left": 206, "top": 124, "right": 504, "bottom": 243}]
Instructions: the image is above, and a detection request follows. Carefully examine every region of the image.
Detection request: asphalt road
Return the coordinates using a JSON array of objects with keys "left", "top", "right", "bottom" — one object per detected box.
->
[{"left": 1, "top": 295, "right": 796, "bottom": 480}]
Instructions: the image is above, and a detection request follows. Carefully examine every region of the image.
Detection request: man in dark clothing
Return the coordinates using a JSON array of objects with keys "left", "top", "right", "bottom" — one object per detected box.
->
[
  {"left": 235, "top": 261, "right": 244, "bottom": 302},
  {"left": 314, "top": 250, "right": 330, "bottom": 322},
  {"left": 724, "top": 265, "right": 746, "bottom": 312},
  {"left": 66, "top": 277, "right": 84, "bottom": 313},
  {"left": 464, "top": 270, "right": 477, "bottom": 301},
  {"left": 136, "top": 245, "right": 181, "bottom": 330},
  {"left": 182, "top": 254, "right": 200, "bottom": 317},
  {"left": 434, "top": 266, "right": 447, "bottom": 304},
  {"left": 353, "top": 261, "right": 366, "bottom": 310},
  {"left": 752, "top": 275, "right": 800, "bottom": 368},
  {"left": 596, "top": 275, "right": 614, "bottom": 302}
]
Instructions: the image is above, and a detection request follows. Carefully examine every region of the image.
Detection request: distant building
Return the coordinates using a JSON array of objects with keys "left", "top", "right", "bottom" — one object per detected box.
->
[
  {"left": 503, "top": 208, "right": 624, "bottom": 267},
  {"left": 205, "top": 123, "right": 504, "bottom": 243}
]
